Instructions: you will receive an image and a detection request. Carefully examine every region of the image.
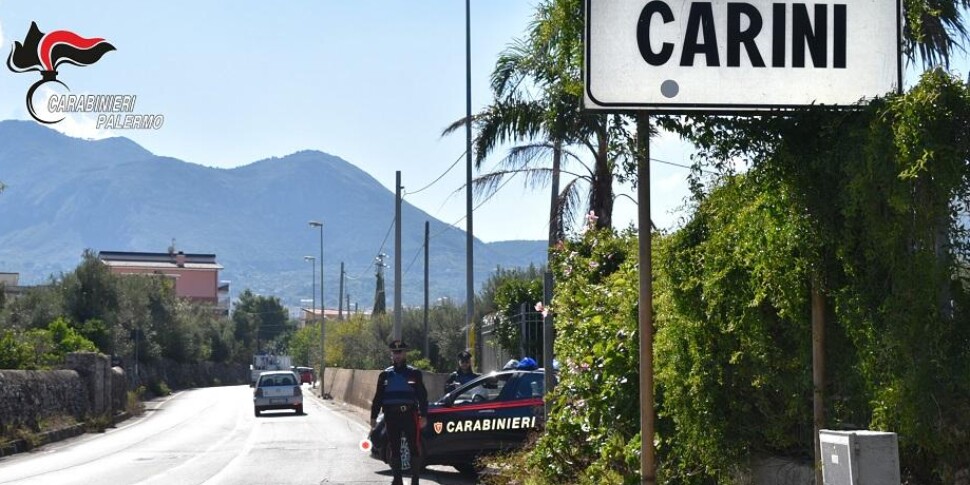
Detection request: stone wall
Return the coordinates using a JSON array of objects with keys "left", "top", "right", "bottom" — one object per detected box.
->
[
  {"left": 0, "top": 352, "right": 127, "bottom": 436},
  {"left": 1, "top": 354, "right": 246, "bottom": 436},
  {"left": 0, "top": 369, "right": 87, "bottom": 432},
  {"left": 65, "top": 353, "right": 112, "bottom": 417},
  {"left": 133, "top": 359, "right": 248, "bottom": 391}
]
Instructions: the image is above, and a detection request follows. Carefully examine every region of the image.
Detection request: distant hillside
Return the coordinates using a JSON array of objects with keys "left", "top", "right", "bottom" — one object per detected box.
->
[{"left": 0, "top": 120, "right": 546, "bottom": 308}]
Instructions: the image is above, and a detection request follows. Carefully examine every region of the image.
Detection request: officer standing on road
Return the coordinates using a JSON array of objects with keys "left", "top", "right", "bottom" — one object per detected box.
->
[
  {"left": 443, "top": 350, "right": 479, "bottom": 394},
  {"left": 370, "top": 340, "right": 428, "bottom": 485}
]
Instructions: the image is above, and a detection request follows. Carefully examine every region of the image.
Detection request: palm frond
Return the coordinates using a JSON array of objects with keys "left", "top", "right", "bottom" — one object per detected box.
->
[
  {"left": 558, "top": 178, "right": 585, "bottom": 234},
  {"left": 500, "top": 143, "right": 554, "bottom": 171},
  {"left": 491, "top": 39, "right": 534, "bottom": 99},
  {"left": 473, "top": 100, "right": 548, "bottom": 167},
  {"left": 561, "top": 147, "right": 593, "bottom": 176},
  {"left": 904, "top": 0, "right": 970, "bottom": 68},
  {"left": 524, "top": 167, "right": 554, "bottom": 191}
]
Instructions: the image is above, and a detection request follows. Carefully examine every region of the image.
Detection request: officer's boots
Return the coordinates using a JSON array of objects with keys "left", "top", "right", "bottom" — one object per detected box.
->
[{"left": 390, "top": 475, "right": 403, "bottom": 485}]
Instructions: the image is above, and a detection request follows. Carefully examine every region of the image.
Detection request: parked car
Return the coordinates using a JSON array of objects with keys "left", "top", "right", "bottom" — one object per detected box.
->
[
  {"left": 294, "top": 366, "right": 315, "bottom": 385},
  {"left": 368, "top": 366, "right": 550, "bottom": 475},
  {"left": 253, "top": 370, "right": 303, "bottom": 416}
]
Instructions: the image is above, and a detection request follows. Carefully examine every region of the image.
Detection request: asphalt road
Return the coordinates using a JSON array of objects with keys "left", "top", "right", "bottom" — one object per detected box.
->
[{"left": 0, "top": 385, "right": 477, "bottom": 485}]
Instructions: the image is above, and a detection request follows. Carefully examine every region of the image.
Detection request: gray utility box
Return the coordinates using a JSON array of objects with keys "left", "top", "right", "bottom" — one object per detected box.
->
[{"left": 819, "top": 430, "right": 900, "bottom": 485}]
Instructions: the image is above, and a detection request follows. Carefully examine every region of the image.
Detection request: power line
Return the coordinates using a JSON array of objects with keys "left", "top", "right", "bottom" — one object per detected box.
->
[
  {"left": 348, "top": 215, "right": 395, "bottom": 281},
  {"left": 404, "top": 151, "right": 466, "bottom": 196},
  {"left": 429, "top": 172, "right": 517, "bottom": 241},
  {"left": 390, "top": 155, "right": 699, "bottom": 281},
  {"left": 403, "top": 242, "right": 425, "bottom": 276}
]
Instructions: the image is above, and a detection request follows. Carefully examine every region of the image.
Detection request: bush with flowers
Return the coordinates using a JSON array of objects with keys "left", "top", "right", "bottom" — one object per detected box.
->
[{"left": 517, "top": 224, "right": 643, "bottom": 485}]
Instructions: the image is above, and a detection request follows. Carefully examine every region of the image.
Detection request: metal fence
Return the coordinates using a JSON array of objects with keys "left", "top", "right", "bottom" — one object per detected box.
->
[{"left": 480, "top": 305, "right": 544, "bottom": 373}]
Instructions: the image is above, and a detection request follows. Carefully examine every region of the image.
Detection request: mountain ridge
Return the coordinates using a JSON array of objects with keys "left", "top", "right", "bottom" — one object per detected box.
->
[{"left": 0, "top": 120, "right": 547, "bottom": 308}]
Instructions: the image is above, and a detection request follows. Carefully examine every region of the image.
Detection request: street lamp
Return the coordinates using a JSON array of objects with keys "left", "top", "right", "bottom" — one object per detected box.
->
[{"left": 308, "top": 220, "right": 326, "bottom": 398}]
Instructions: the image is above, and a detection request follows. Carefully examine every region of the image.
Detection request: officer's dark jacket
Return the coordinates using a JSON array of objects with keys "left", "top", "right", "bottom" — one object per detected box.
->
[
  {"left": 443, "top": 369, "right": 479, "bottom": 393},
  {"left": 371, "top": 363, "right": 429, "bottom": 420}
]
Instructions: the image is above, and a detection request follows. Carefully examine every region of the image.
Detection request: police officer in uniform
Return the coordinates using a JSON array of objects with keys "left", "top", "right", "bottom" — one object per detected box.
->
[
  {"left": 443, "top": 350, "right": 479, "bottom": 394},
  {"left": 370, "top": 340, "right": 428, "bottom": 485}
]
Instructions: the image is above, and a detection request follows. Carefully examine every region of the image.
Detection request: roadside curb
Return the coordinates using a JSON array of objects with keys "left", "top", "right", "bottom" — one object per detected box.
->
[
  {"left": 0, "top": 422, "right": 85, "bottom": 458},
  {"left": 0, "top": 411, "right": 132, "bottom": 458}
]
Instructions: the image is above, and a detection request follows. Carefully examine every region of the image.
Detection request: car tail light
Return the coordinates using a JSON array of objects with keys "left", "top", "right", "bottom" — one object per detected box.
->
[
  {"left": 293, "top": 386, "right": 302, "bottom": 397},
  {"left": 254, "top": 388, "right": 263, "bottom": 398}
]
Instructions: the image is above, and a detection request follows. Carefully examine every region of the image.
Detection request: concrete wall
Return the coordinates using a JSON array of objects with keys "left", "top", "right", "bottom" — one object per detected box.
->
[{"left": 323, "top": 368, "right": 451, "bottom": 413}]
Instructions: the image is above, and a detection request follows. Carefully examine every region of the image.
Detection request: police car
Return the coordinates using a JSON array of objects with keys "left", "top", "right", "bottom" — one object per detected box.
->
[{"left": 369, "top": 361, "right": 549, "bottom": 475}]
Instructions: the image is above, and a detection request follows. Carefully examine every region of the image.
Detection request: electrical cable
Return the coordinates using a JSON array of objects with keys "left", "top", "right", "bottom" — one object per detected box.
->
[{"left": 403, "top": 151, "right": 466, "bottom": 196}]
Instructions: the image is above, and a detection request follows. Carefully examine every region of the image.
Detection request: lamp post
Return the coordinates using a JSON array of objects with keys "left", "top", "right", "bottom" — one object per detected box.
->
[{"left": 308, "top": 220, "right": 326, "bottom": 398}]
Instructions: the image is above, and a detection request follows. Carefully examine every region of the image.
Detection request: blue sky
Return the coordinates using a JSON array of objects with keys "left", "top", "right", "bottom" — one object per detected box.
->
[
  {"left": 0, "top": 1, "right": 700, "bottom": 244},
  {"left": 0, "top": 2, "right": 966, "bottom": 244}
]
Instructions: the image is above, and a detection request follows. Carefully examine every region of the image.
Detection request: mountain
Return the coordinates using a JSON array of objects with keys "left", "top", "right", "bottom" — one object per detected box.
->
[{"left": 0, "top": 120, "right": 547, "bottom": 309}]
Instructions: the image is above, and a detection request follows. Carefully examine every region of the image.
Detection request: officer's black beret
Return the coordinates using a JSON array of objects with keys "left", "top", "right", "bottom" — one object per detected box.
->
[
  {"left": 389, "top": 339, "right": 408, "bottom": 351},
  {"left": 458, "top": 350, "right": 472, "bottom": 361}
]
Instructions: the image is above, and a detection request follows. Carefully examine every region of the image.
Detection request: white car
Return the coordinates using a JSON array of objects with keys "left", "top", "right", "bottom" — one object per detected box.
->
[{"left": 253, "top": 370, "right": 303, "bottom": 416}]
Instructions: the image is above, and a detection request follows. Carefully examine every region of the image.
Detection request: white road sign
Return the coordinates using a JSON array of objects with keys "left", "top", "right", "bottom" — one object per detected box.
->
[{"left": 585, "top": 0, "right": 901, "bottom": 111}]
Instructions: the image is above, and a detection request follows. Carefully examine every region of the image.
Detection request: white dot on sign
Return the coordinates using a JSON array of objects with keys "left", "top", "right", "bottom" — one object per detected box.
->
[
  {"left": 661, "top": 80, "right": 679, "bottom": 98},
  {"left": 359, "top": 438, "right": 372, "bottom": 452}
]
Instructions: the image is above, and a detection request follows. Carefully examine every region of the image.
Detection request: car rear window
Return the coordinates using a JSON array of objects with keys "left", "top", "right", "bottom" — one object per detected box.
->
[{"left": 260, "top": 375, "right": 296, "bottom": 386}]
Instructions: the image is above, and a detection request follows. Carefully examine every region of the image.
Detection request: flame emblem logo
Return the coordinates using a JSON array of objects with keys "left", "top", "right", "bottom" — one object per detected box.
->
[
  {"left": 6, "top": 22, "right": 115, "bottom": 124},
  {"left": 433, "top": 422, "right": 443, "bottom": 434}
]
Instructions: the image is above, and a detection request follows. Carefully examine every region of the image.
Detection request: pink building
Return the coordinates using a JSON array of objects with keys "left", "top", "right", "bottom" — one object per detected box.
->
[{"left": 97, "top": 251, "right": 225, "bottom": 307}]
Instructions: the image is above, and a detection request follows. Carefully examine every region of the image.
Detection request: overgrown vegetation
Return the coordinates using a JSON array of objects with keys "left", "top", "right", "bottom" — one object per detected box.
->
[
  {"left": 0, "top": 414, "right": 78, "bottom": 448},
  {"left": 487, "top": 72, "right": 970, "bottom": 485},
  {"left": 288, "top": 298, "right": 478, "bottom": 373},
  {"left": 0, "top": 251, "right": 244, "bottom": 371},
  {"left": 470, "top": 0, "right": 970, "bottom": 482}
]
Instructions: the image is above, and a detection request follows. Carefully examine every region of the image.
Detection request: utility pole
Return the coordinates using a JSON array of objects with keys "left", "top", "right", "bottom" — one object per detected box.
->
[
  {"left": 465, "top": 0, "right": 478, "bottom": 371},
  {"left": 338, "top": 262, "right": 345, "bottom": 320},
  {"left": 394, "top": 171, "right": 403, "bottom": 341},
  {"left": 424, "top": 221, "right": 430, "bottom": 358}
]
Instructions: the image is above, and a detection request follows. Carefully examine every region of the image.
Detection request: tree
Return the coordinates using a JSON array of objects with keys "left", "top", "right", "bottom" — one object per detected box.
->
[
  {"left": 60, "top": 250, "right": 121, "bottom": 353},
  {"left": 231, "top": 289, "right": 290, "bottom": 354},
  {"left": 61, "top": 250, "right": 119, "bottom": 327},
  {"left": 489, "top": 268, "right": 543, "bottom": 356},
  {"left": 903, "top": 0, "right": 970, "bottom": 67}
]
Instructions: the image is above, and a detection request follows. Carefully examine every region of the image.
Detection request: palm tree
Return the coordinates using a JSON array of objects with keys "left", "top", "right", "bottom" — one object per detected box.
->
[
  {"left": 444, "top": 0, "right": 628, "bottom": 240},
  {"left": 904, "top": 0, "right": 970, "bottom": 67}
]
